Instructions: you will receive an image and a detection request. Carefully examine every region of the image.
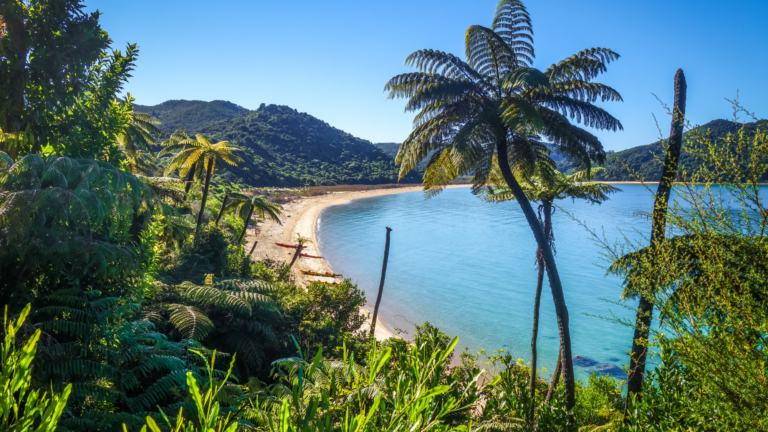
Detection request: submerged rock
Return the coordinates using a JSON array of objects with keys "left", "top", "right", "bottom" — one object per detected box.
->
[
  {"left": 595, "top": 363, "right": 627, "bottom": 380},
  {"left": 572, "top": 355, "right": 599, "bottom": 368}
]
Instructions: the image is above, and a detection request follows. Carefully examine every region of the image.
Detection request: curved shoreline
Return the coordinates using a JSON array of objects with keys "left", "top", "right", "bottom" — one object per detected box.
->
[{"left": 247, "top": 184, "right": 470, "bottom": 341}]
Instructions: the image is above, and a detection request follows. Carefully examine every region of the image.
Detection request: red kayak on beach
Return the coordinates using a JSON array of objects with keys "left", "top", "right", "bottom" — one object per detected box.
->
[{"left": 275, "top": 243, "right": 301, "bottom": 249}]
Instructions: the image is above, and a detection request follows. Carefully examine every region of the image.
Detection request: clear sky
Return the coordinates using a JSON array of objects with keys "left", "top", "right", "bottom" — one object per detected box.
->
[{"left": 85, "top": 0, "right": 768, "bottom": 152}]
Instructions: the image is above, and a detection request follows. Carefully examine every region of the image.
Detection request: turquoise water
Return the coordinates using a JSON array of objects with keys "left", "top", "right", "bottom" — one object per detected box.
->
[{"left": 316, "top": 185, "right": 657, "bottom": 381}]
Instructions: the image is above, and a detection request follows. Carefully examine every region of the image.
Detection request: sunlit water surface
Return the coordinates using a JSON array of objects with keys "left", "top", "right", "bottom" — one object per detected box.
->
[{"left": 316, "top": 185, "right": 664, "bottom": 381}]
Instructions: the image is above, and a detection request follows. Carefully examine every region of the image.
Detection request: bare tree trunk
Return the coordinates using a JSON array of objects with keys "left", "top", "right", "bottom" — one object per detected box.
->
[
  {"left": 371, "top": 227, "right": 392, "bottom": 337},
  {"left": 248, "top": 240, "right": 258, "bottom": 257},
  {"left": 496, "top": 139, "right": 575, "bottom": 411},
  {"left": 193, "top": 159, "right": 214, "bottom": 243},
  {"left": 289, "top": 245, "right": 304, "bottom": 268},
  {"left": 237, "top": 205, "right": 254, "bottom": 245},
  {"left": 624, "top": 69, "right": 687, "bottom": 417},
  {"left": 215, "top": 193, "right": 229, "bottom": 226},
  {"left": 544, "top": 349, "right": 563, "bottom": 406}
]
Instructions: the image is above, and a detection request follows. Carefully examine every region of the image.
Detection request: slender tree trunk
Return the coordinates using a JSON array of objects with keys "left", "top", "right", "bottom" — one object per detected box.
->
[
  {"left": 193, "top": 159, "right": 214, "bottom": 243},
  {"left": 544, "top": 349, "right": 563, "bottom": 406},
  {"left": 248, "top": 240, "right": 258, "bottom": 256},
  {"left": 529, "top": 250, "right": 544, "bottom": 424},
  {"left": 496, "top": 139, "right": 576, "bottom": 411},
  {"left": 371, "top": 227, "right": 392, "bottom": 337},
  {"left": 215, "top": 194, "right": 229, "bottom": 226},
  {"left": 624, "top": 69, "right": 687, "bottom": 415},
  {"left": 289, "top": 245, "right": 304, "bottom": 268},
  {"left": 237, "top": 205, "right": 255, "bottom": 245},
  {"left": 529, "top": 200, "right": 552, "bottom": 424},
  {"left": 184, "top": 162, "right": 197, "bottom": 195}
]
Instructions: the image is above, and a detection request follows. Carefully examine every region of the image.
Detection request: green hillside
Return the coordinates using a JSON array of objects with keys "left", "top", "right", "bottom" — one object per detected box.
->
[
  {"left": 195, "top": 104, "right": 421, "bottom": 187},
  {"left": 134, "top": 100, "right": 249, "bottom": 136},
  {"left": 375, "top": 142, "right": 400, "bottom": 158},
  {"left": 135, "top": 102, "right": 421, "bottom": 187},
  {"left": 557, "top": 119, "right": 768, "bottom": 181},
  {"left": 375, "top": 142, "right": 434, "bottom": 168}
]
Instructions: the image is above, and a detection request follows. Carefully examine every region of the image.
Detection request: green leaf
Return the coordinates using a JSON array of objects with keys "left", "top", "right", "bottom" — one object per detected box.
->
[
  {"left": 145, "top": 417, "right": 162, "bottom": 432},
  {"left": 438, "top": 336, "right": 459, "bottom": 364}
]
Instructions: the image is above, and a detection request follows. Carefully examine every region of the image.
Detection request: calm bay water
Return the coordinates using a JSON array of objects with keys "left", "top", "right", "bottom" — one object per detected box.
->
[{"left": 316, "top": 185, "right": 657, "bottom": 381}]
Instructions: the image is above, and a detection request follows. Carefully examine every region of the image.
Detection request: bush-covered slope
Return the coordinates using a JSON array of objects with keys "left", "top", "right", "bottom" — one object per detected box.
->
[
  {"left": 556, "top": 119, "right": 767, "bottom": 181},
  {"left": 196, "top": 104, "right": 421, "bottom": 187},
  {"left": 135, "top": 100, "right": 249, "bottom": 136},
  {"left": 375, "top": 142, "right": 435, "bottom": 169},
  {"left": 375, "top": 142, "right": 400, "bottom": 158}
]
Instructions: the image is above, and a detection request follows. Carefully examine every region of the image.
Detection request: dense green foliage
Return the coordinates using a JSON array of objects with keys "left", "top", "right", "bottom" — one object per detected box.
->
[
  {"left": 601, "top": 118, "right": 768, "bottom": 430},
  {"left": 0, "top": 0, "right": 144, "bottom": 160}
]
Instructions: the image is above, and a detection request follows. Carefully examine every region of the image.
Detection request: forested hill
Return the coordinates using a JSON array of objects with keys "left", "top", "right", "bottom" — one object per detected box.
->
[
  {"left": 375, "top": 142, "right": 400, "bottom": 158},
  {"left": 558, "top": 119, "right": 767, "bottom": 181},
  {"left": 375, "top": 142, "right": 435, "bottom": 168},
  {"left": 134, "top": 101, "right": 421, "bottom": 187},
  {"left": 134, "top": 100, "right": 249, "bottom": 136}
]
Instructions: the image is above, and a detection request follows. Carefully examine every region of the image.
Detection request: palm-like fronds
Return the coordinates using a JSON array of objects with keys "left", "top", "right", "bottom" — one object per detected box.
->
[
  {"left": 165, "top": 278, "right": 282, "bottom": 370},
  {"left": 220, "top": 193, "right": 284, "bottom": 244},
  {"left": 137, "top": 175, "right": 188, "bottom": 204},
  {"left": 483, "top": 165, "right": 620, "bottom": 205},
  {"left": 169, "top": 304, "right": 215, "bottom": 340},
  {"left": 385, "top": 0, "right": 622, "bottom": 193},
  {"left": 160, "top": 134, "right": 243, "bottom": 177},
  {"left": 117, "top": 112, "right": 162, "bottom": 174},
  {"left": 0, "top": 152, "right": 164, "bottom": 309},
  {"left": 32, "top": 288, "right": 202, "bottom": 427},
  {"left": 159, "top": 134, "right": 243, "bottom": 241}
]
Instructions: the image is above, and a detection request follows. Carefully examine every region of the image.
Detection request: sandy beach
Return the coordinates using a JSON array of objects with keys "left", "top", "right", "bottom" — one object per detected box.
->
[{"left": 245, "top": 184, "right": 471, "bottom": 341}]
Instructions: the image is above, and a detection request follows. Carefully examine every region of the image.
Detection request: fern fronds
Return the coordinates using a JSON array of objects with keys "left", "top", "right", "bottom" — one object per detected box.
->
[{"left": 168, "top": 304, "right": 214, "bottom": 339}]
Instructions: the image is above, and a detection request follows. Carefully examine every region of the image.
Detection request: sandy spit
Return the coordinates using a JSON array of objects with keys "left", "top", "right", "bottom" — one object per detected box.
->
[{"left": 245, "top": 185, "right": 469, "bottom": 341}]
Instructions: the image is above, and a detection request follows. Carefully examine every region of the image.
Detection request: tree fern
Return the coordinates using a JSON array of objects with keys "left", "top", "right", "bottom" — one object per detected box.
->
[
  {"left": 169, "top": 304, "right": 215, "bottom": 340},
  {"left": 0, "top": 151, "right": 164, "bottom": 310},
  {"left": 160, "top": 278, "right": 283, "bottom": 374}
]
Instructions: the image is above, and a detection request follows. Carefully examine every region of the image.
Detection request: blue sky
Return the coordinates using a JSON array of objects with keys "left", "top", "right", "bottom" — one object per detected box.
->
[{"left": 86, "top": 0, "right": 768, "bottom": 152}]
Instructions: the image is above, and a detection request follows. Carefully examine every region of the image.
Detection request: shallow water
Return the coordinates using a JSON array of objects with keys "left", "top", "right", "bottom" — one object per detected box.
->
[{"left": 316, "top": 185, "right": 659, "bottom": 381}]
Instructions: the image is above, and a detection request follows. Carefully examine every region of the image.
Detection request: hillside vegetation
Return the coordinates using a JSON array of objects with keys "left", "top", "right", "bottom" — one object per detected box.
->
[
  {"left": 557, "top": 119, "right": 768, "bottom": 180},
  {"left": 137, "top": 102, "right": 421, "bottom": 187},
  {"left": 134, "top": 100, "right": 249, "bottom": 136}
]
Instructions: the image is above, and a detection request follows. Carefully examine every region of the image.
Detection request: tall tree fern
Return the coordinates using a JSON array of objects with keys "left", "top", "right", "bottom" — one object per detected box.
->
[{"left": 384, "top": 0, "right": 623, "bottom": 409}]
